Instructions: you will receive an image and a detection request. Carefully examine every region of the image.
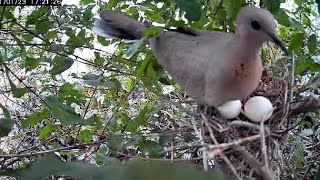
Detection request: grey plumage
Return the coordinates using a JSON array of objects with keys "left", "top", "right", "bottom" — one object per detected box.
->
[{"left": 92, "top": 6, "right": 286, "bottom": 107}]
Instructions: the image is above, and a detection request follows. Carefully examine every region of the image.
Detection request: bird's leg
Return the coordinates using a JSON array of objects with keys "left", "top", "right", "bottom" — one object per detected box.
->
[
  {"left": 196, "top": 104, "right": 205, "bottom": 114},
  {"left": 197, "top": 104, "right": 214, "bottom": 116}
]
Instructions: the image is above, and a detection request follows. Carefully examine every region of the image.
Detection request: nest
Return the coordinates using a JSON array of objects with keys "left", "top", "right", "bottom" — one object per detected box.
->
[
  {"left": 194, "top": 76, "right": 290, "bottom": 179},
  {"left": 98, "top": 67, "right": 319, "bottom": 179},
  {"left": 154, "top": 73, "right": 319, "bottom": 179}
]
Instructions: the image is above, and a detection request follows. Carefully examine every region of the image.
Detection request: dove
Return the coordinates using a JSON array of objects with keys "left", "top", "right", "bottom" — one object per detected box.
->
[{"left": 92, "top": 6, "right": 287, "bottom": 107}]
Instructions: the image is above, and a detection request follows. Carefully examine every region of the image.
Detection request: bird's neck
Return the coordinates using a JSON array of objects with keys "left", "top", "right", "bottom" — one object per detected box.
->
[{"left": 233, "top": 32, "right": 263, "bottom": 61}]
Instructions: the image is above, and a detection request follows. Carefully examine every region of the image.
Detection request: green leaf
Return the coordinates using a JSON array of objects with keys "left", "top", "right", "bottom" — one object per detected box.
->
[
  {"left": 94, "top": 52, "right": 105, "bottom": 66},
  {"left": 294, "top": 144, "right": 304, "bottom": 169},
  {"left": 307, "top": 34, "right": 317, "bottom": 54},
  {"left": 159, "top": 133, "right": 175, "bottom": 146},
  {"left": 95, "top": 155, "right": 121, "bottom": 167},
  {"left": 136, "top": 55, "right": 152, "bottom": 80},
  {"left": 84, "top": 78, "right": 121, "bottom": 88},
  {"left": 97, "top": 36, "right": 110, "bottom": 46},
  {"left": 222, "top": 0, "right": 245, "bottom": 20},
  {"left": 264, "top": 0, "right": 284, "bottom": 15},
  {"left": 275, "top": 9, "right": 290, "bottom": 26},
  {"left": 27, "top": 6, "right": 49, "bottom": 21},
  {"left": 0, "top": 165, "right": 30, "bottom": 178},
  {"left": 39, "top": 124, "right": 58, "bottom": 139},
  {"left": 8, "top": 78, "right": 30, "bottom": 98},
  {"left": 0, "top": 42, "right": 7, "bottom": 65},
  {"left": 83, "top": 74, "right": 121, "bottom": 88},
  {"left": 35, "top": 19, "right": 51, "bottom": 35},
  {"left": 77, "top": 29, "right": 88, "bottom": 45},
  {"left": 50, "top": 56, "right": 74, "bottom": 75},
  {"left": 78, "top": 129, "right": 93, "bottom": 142},
  {"left": 138, "top": 140, "right": 163, "bottom": 157},
  {"left": 12, "top": 87, "right": 30, "bottom": 98},
  {"left": 145, "top": 9, "right": 165, "bottom": 23},
  {"left": 125, "top": 38, "right": 144, "bottom": 57},
  {"left": 147, "top": 61, "right": 157, "bottom": 81},
  {"left": 2, "top": 7, "right": 14, "bottom": 19},
  {"left": 21, "top": 156, "right": 109, "bottom": 180},
  {"left": 289, "top": 33, "right": 304, "bottom": 53},
  {"left": 295, "top": 57, "right": 320, "bottom": 75},
  {"left": 82, "top": 73, "right": 100, "bottom": 80},
  {"left": 66, "top": 29, "right": 88, "bottom": 46},
  {"left": 127, "top": 104, "right": 154, "bottom": 132},
  {"left": 22, "top": 109, "right": 51, "bottom": 128},
  {"left": 84, "top": 115, "right": 103, "bottom": 129},
  {"left": 25, "top": 57, "right": 41, "bottom": 71},
  {"left": 294, "top": 0, "right": 303, "bottom": 6},
  {"left": 177, "top": 0, "right": 202, "bottom": 22},
  {"left": 79, "top": 0, "right": 90, "bottom": 4},
  {"left": 45, "top": 96, "right": 82, "bottom": 125},
  {"left": 58, "top": 83, "right": 84, "bottom": 105},
  {"left": 0, "top": 103, "right": 13, "bottom": 138},
  {"left": 107, "top": 135, "right": 123, "bottom": 152},
  {"left": 275, "top": 9, "right": 302, "bottom": 28},
  {"left": 83, "top": 8, "right": 93, "bottom": 22},
  {"left": 143, "top": 26, "right": 163, "bottom": 38},
  {"left": 22, "top": 34, "right": 34, "bottom": 41},
  {"left": 106, "top": 0, "right": 122, "bottom": 9},
  {"left": 22, "top": 156, "right": 226, "bottom": 180},
  {"left": 112, "top": 112, "right": 131, "bottom": 131},
  {"left": 47, "top": 30, "right": 58, "bottom": 41}
]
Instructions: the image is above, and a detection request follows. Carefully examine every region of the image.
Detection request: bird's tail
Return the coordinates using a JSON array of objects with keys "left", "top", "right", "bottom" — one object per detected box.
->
[{"left": 92, "top": 10, "right": 147, "bottom": 40}]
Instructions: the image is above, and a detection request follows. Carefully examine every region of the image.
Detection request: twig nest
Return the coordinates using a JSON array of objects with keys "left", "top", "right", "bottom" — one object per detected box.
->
[
  {"left": 244, "top": 96, "right": 273, "bottom": 122},
  {"left": 217, "top": 100, "right": 242, "bottom": 119}
]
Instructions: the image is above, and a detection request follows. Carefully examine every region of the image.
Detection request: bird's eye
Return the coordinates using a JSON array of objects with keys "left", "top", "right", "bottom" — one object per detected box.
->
[{"left": 251, "top": 20, "right": 261, "bottom": 30}]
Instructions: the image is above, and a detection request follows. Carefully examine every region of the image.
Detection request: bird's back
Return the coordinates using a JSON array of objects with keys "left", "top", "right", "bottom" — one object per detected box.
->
[{"left": 149, "top": 30, "right": 235, "bottom": 106}]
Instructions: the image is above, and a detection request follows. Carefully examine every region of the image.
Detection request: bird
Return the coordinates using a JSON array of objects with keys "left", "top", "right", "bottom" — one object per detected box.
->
[{"left": 92, "top": 6, "right": 287, "bottom": 107}]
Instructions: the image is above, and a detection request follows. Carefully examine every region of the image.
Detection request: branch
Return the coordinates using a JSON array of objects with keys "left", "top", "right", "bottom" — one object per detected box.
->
[
  {"left": 235, "top": 146, "right": 275, "bottom": 180},
  {"left": 0, "top": 139, "right": 107, "bottom": 158},
  {"left": 289, "top": 95, "right": 320, "bottom": 116}
]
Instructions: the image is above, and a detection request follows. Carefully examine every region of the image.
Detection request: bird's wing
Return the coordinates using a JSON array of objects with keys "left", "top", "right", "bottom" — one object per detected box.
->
[
  {"left": 149, "top": 30, "right": 233, "bottom": 104},
  {"left": 95, "top": 10, "right": 146, "bottom": 39}
]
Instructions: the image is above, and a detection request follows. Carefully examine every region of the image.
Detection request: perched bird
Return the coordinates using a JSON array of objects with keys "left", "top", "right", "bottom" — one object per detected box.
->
[{"left": 92, "top": 6, "right": 287, "bottom": 107}]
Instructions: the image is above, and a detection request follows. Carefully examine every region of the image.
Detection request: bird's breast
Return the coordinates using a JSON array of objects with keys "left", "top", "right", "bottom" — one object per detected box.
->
[{"left": 225, "top": 56, "right": 263, "bottom": 99}]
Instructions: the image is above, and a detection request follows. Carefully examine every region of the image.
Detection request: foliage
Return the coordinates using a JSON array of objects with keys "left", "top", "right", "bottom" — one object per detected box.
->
[
  {"left": 19, "top": 156, "right": 225, "bottom": 180},
  {"left": 0, "top": 0, "right": 319, "bottom": 179}
]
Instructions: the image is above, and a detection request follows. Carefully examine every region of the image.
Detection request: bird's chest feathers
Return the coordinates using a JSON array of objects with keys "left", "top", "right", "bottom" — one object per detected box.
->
[{"left": 227, "top": 56, "right": 262, "bottom": 91}]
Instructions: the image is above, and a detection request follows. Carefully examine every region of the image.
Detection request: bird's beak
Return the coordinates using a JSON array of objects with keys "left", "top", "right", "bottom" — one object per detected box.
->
[{"left": 269, "top": 33, "right": 288, "bottom": 54}]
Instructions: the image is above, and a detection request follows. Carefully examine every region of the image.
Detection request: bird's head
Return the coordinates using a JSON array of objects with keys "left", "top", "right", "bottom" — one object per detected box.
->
[{"left": 236, "top": 6, "right": 288, "bottom": 54}]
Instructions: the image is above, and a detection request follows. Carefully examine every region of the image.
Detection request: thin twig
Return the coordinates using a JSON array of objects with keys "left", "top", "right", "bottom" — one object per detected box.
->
[
  {"left": 290, "top": 52, "right": 295, "bottom": 102},
  {"left": 191, "top": 116, "right": 208, "bottom": 171},
  {"left": 202, "top": 114, "right": 242, "bottom": 179},
  {"left": 0, "top": 139, "right": 107, "bottom": 158},
  {"left": 104, "top": 81, "right": 138, "bottom": 133},
  {"left": 230, "top": 120, "right": 269, "bottom": 133},
  {"left": 202, "top": 114, "right": 218, "bottom": 144},
  {"left": 211, "top": 0, "right": 224, "bottom": 20},
  {"left": 260, "top": 118, "right": 268, "bottom": 167},
  {"left": 162, "top": 141, "right": 203, "bottom": 153},
  {"left": 4, "top": 64, "right": 50, "bottom": 108},
  {"left": 202, "top": 134, "right": 263, "bottom": 151},
  {"left": 221, "top": 154, "right": 243, "bottom": 180},
  {"left": 235, "top": 146, "right": 275, "bottom": 180},
  {"left": 148, "top": 87, "right": 199, "bottom": 117},
  {"left": 75, "top": 87, "right": 98, "bottom": 142}
]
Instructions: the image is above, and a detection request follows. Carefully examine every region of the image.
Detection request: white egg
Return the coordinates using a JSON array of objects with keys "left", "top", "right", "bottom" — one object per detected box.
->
[
  {"left": 244, "top": 96, "right": 273, "bottom": 122},
  {"left": 217, "top": 100, "right": 242, "bottom": 119}
]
